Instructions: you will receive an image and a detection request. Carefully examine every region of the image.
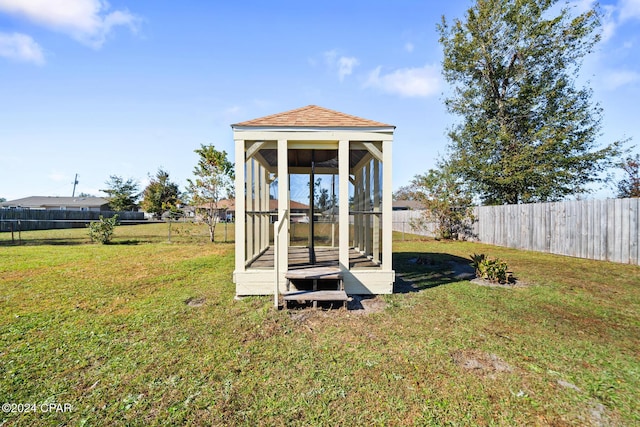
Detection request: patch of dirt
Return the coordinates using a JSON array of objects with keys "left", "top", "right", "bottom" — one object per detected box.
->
[
  {"left": 555, "top": 380, "right": 614, "bottom": 426},
  {"left": 470, "top": 277, "right": 529, "bottom": 288},
  {"left": 348, "top": 295, "right": 387, "bottom": 314},
  {"left": 286, "top": 295, "right": 387, "bottom": 329},
  {"left": 184, "top": 297, "right": 206, "bottom": 307},
  {"left": 451, "top": 349, "right": 514, "bottom": 379},
  {"left": 557, "top": 379, "right": 581, "bottom": 392},
  {"left": 287, "top": 295, "right": 387, "bottom": 317},
  {"left": 289, "top": 310, "right": 314, "bottom": 324},
  {"left": 587, "top": 401, "right": 609, "bottom": 427}
]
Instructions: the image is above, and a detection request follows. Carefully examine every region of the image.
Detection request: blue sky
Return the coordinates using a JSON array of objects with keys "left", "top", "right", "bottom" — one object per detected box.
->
[{"left": 1, "top": 0, "right": 639, "bottom": 202}]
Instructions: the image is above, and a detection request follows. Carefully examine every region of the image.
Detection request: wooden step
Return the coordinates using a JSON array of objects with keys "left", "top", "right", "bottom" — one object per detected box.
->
[
  {"left": 282, "top": 290, "right": 348, "bottom": 309},
  {"left": 283, "top": 290, "right": 348, "bottom": 301},
  {"left": 284, "top": 267, "right": 343, "bottom": 280}
]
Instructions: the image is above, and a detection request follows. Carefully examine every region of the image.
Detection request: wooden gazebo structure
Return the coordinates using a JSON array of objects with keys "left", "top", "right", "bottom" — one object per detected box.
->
[{"left": 232, "top": 105, "right": 395, "bottom": 302}]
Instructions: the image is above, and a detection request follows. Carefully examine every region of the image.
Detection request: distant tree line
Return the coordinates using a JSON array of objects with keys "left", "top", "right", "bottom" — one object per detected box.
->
[{"left": 99, "top": 144, "right": 234, "bottom": 243}]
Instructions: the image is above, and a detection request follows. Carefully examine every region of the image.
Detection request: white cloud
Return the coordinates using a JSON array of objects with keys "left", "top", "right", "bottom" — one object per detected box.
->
[
  {"left": 620, "top": 0, "right": 640, "bottom": 21},
  {"left": 323, "top": 49, "right": 337, "bottom": 64},
  {"left": 600, "top": 4, "right": 618, "bottom": 42},
  {"left": 0, "top": 0, "right": 140, "bottom": 49},
  {"left": 0, "top": 32, "right": 44, "bottom": 64},
  {"left": 602, "top": 69, "right": 640, "bottom": 90},
  {"left": 569, "top": 1, "right": 617, "bottom": 41},
  {"left": 404, "top": 42, "right": 414, "bottom": 53},
  {"left": 364, "top": 64, "right": 441, "bottom": 97},
  {"left": 323, "top": 50, "right": 359, "bottom": 81},
  {"left": 337, "top": 56, "right": 358, "bottom": 81}
]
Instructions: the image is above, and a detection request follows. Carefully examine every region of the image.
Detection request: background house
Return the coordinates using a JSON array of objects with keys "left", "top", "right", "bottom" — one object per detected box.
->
[
  {"left": 0, "top": 196, "right": 111, "bottom": 211},
  {"left": 392, "top": 200, "right": 426, "bottom": 211},
  {"left": 0, "top": 196, "right": 144, "bottom": 232},
  {"left": 200, "top": 198, "right": 310, "bottom": 223}
]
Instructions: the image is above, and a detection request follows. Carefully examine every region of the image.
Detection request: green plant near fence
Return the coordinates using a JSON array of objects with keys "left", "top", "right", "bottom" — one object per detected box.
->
[{"left": 88, "top": 215, "right": 119, "bottom": 244}]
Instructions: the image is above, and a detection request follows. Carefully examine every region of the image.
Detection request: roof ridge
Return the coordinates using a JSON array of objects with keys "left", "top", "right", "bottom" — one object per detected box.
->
[{"left": 232, "top": 105, "right": 394, "bottom": 128}]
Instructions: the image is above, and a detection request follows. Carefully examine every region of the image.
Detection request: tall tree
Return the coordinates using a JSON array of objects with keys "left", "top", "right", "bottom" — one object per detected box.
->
[
  {"left": 617, "top": 154, "right": 640, "bottom": 198},
  {"left": 186, "top": 144, "right": 234, "bottom": 242},
  {"left": 307, "top": 178, "right": 332, "bottom": 212},
  {"left": 438, "top": 0, "right": 622, "bottom": 204},
  {"left": 101, "top": 175, "right": 140, "bottom": 211},
  {"left": 317, "top": 187, "right": 330, "bottom": 212},
  {"left": 140, "top": 168, "right": 181, "bottom": 219}
]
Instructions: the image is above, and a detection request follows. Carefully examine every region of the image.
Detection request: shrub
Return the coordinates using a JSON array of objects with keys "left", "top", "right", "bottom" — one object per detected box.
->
[
  {"left": 88, "top": 215, "right": 119, "bottom": 244},
  {"left": 470, "top": 253, "right": 511, "bottom": 284},
  {"left": 397, "top": 166, "right": 476, "bottom": 241}
]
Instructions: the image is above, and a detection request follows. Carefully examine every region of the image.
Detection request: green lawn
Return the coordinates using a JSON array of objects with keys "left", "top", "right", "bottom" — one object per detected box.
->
[{"left": 1, "top": 224, "right": 639, "bottom": 426}]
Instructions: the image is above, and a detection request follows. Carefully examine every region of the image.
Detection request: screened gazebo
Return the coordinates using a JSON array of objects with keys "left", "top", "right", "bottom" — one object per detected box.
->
[{"left": 232, "top": 105, "right": 395, "bottom": 300}]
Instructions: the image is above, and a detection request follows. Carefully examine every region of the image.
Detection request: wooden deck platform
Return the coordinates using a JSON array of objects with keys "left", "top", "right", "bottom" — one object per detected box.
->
[{"left": 248, "top": 246, "right": 380, "bottom": 270}]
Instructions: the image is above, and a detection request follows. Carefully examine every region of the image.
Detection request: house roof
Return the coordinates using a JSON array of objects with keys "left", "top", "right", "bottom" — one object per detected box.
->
[
  {"left": 232, "top": 105, "right": 394, "bottom": 128},
  {"left": 0, "top": 196, "right": 110, "bottom": 209},
  {"left": 273, "top": 199, "right": 310, "bottom": 211},
  {"left": 392, "top": 200, "right": 426, "bottom": 210}
]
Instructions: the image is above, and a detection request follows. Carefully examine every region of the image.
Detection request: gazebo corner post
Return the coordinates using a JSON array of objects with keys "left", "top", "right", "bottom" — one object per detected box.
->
[
  {"left": 338, "top": 140, "right": 350, "bottom": 272},
  {"left": 364, "top": 161, "right": 372, "bottom": 257},
  {"left": 234, "top": 139, "right": 246, "bottom": 277},
  {"left": 309, "top": 149, "right": 316, "bottom": 265},
  {"left": 277, "top": 138, "right": 289, "bottom": 292},
  {"left": 373, "top": 159, "right": 381, "bottom": 264},
  {"left": 246, "top": 157, "right": 254, "bottom": 264},
  {"left": 382, "top": 139, "right": 393, "bottom": 271}
]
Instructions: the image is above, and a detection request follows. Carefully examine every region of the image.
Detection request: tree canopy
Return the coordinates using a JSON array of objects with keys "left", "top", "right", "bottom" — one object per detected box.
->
[
  {"left": 140, "top": 168, "right": 181, "bottom": 218},
  {"left": 617, "top": 154, "right": 640, "bottom": 198},
  {"left": 101, "top": 175, "right": 140, "bottom": 212},
  {"left": 438, "top": 0, "right": 622, "bottom": 204}
]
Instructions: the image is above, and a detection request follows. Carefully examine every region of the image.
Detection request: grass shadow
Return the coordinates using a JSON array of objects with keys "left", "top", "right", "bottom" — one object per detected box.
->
[
  {"left": 393, "top": 251, "right": 475, "bottom": 293},
  {"left": 0, "top": 238, "right": 88, "bottom": 246},
  {"left": 110, "top": 240, "right": 141, "bottom": 245}
]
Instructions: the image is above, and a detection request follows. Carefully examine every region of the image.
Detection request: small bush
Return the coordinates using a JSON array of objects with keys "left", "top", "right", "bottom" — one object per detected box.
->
[
  {"left": 88, "top": 215, "right": 119, "bottom": 244},
  {"left": 470, "top": 253, "right": 512, "bottom": 284}
]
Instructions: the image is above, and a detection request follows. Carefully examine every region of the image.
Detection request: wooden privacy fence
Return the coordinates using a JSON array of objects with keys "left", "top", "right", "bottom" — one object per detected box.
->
[
  {"left": 392, "top": 210, "right": 437, "bottom": 238},
  {"left": 392, "top": 198, "right": 640, "bottom": 265},
  {"left": 0, "top": 210, "right": 145, "bottom": 232},
  {"left": 474, "top": 198, "right": 639, "bottom": 265}
]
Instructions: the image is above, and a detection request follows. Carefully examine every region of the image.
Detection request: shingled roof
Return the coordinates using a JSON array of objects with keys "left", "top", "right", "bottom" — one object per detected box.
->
[
  {"left": 232, "top": 105, "right": 394, "bottom": 128},
  {"left": 0, "top": 196, "right": 110, "bottom": 209}
]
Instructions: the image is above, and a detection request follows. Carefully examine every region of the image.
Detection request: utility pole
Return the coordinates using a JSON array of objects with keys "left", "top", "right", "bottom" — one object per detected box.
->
[{"left": 71, "top": 174, "right": 79, "bottom": 197}]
